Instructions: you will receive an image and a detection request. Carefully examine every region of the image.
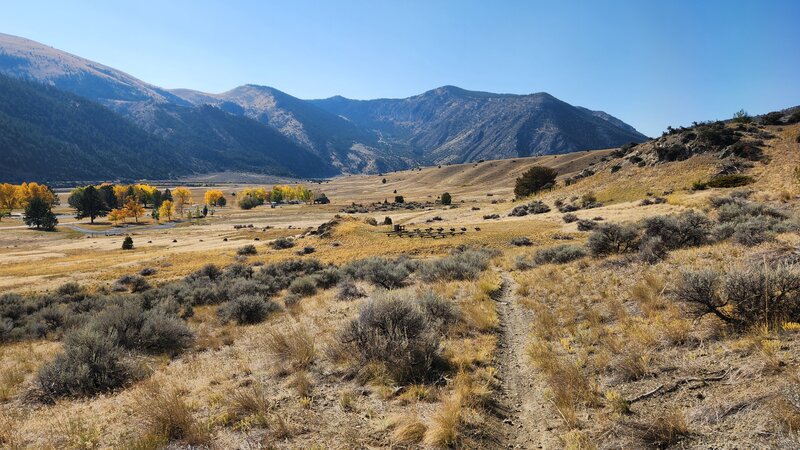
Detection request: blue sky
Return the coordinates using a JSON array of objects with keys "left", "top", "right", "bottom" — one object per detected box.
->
[{"left": 1, "top": 0, "right": 798, "bottom": 136}]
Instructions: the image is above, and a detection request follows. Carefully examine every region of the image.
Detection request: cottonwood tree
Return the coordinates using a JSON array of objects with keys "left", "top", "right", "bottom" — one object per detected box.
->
[
  {"left": 123, "top": 198, "right": 145, "bottom": 223},
  {"left": 204, "top": 189, "right": 224, "bottom": 206},
  {"left": 24, "top": 197, "right": 57, "bottom": 230},
  {"left": 514, "top": 166, "right": 558, "bottom": 198},
  {"left": 172, "top": 187, "right": 192, "bottom": 215},
  {"left": 158, "top": 200, "right": 175, "bottom": 221},
  {"left": 0, "top": 183, "right": 19, "bottom": 213}
]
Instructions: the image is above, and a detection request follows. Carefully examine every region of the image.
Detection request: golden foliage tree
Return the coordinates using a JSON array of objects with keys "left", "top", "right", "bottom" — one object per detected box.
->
[
  {"left": 108, "top": 208, "right": 127, "bottom": 224},
  {"left": 158, "top": 200, "right": 175, "bottom": 222},
  {"left": 123, "top": 198, "right": 145, "bottom": 223},
  {"left": 133, "top": 184, "right": 158, "bottom": 207},
  {"left": 0, "top": 183, "right": 19, "bottom": 211},
  {"left": 204, "top": 189, "right": 224, "bottom": 206},
  {"left": 17, "top": 182, "right": 56, "bottom": 207},
  {"left": 172, "top": 187, "right": 192, "bottom": 215}
]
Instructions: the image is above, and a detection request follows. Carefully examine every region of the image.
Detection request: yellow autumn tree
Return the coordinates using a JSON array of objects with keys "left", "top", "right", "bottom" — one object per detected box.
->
[
  {"left": 123, "top": 198, "right": 145, "bottom": 223},
  {"left": 240, "top": 187, "right": 268, "bottom": 204},
  {"left": 172, "top": 187, "right": 192, "bottom": 215},
  {"left": 158, "top": 200, "right": 175, "bottom": 221},
  {"left": 17, "top": 182, "right": 56, "bottom": 207},
  {"left": 108, "top": 208, "right": 127, "bottom": 224},
  {"left": 0, "top": 183, "right": 19, "bottom": 210},
  {"left": 204, "top": 189, "right": 224, "bottom": 206},
  {"left": 113, "top": 185, "right": 130, "bottom": 206},
  {"left": 134, "top": 184, "right": 158, "bottom": 207}
]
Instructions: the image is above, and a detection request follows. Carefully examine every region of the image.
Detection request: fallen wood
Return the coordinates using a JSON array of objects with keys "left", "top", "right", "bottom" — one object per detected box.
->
[{"left": 627, "top": 370, "right": 728, "bottom": 404}]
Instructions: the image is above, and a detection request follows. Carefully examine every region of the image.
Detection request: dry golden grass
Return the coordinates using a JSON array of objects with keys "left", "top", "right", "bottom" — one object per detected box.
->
[
  {"left": 133, "top": 380, "right": 212, "bottom": 446},
  {"left": 263, "top": 326, "right": 316, "bottom": 374}
]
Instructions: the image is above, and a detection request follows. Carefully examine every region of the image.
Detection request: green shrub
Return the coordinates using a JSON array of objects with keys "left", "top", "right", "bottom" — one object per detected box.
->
[
  {"left": 271, "top": 237, "right": 295, "bottom": 250},
  {"left": 336, "top": 279, "right": 366, "bottom": 301},
  {"left": 705, "top": 174, "right": 754, "bottom": 188},
  {"left": 587, "top": 223, "right": 639, "bottom": 256},
  {"left": 219, "top": 295, "right": 278, "bottom": 325},
  {"left": 534, "top": 245, "right": 587, "bottom": 264},
  {"left": 237, "top": 245, "right": 257, "bottom": 256},
  {"left": 562, "top": 213, "right": 578, "bottom": 223},
  {"left": 419, "top": 248, "right": 492, "bottom": 282},
  {"left": 38, "top": 328, "right": 133, "bottom": 399},
  {"left": 122, "top": 236, "right": 134, "bottom": 250},
  {"left": 339, "top": 293, "right": 442, "bottom": 383},
  {"left": 440, "top": 192, "right": 452, "bottom": 205},
  {"left": 289, "top": 276, "right": 318, "bottom": 297}
]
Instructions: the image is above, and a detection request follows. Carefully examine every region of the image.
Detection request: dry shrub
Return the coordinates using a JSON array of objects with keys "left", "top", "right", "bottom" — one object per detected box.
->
[
  {"left": 289, "top": 370, "right": 313, "bottom": 399},
  {"left": 0, "top": 366, "right": 24, "bottom": 401},
  {"left": 53, "top": 414, "right": 101, "bottom": 450},
  {"left": 264, "top": 326, "right": 316, "bottom": 374},
  {"left": 633, "top": 409, "right": 690, "bottom": 448},
  {"left": 134, "top": 381, "right": 211, "bottom": 446},
  {"left": 339, "top": 292, "right": 443, "bottom": 383},
  {"left": 424, "top": 395, "right": 463, "bottom": 447},
  {"left": 391, "top": 414, "right": 428, "bottom": 444},
  {"left": 528, "top": 339, "right": 599, "bottom": 428},
  {"left": 227, "top": 381, "right": 271, "bottom": 424},
  {"left": 561, "top": 430, "right": 597, "bottom": 450},
  {"left": 0, "top": 412, "right": 20, "bottom": 449}
]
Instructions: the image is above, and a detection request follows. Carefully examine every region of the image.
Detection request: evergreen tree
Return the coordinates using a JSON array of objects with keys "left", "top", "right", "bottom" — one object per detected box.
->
[
  {"left": 163, "top": 188, "right": 173, "bottom": 202},
  {"left": 98, "top": 185, "right": 118, "bottom": 210},
  {"left": 514, "top": 166, "right": 558, "bottom": 198},
  {"left": 70, "top": 185, "right": 110, "bottom": 224},
  {"left": 24, "top": 197, "right": 58, "bottom": 230},
  {"left": 441, "top": 192, "right": 452, "bottom": 205}
]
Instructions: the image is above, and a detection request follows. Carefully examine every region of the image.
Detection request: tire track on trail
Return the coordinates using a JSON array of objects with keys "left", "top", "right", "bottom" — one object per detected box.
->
[{"left": 492, "top": 271, "right": 559, "bottom": 449}]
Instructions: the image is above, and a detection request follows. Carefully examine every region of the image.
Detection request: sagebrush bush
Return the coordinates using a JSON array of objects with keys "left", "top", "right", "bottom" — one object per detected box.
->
[
  {"left": 642, "top": 211, "right": 712, "bottom": 249},
  {"left": 674, "top": 265, "right": 800, "bottom": 327},
  {"left": 219, "top": 295, "right": 279, "bottom": 325},
  {"left": 237, "top": 244, "right": 258, "bottom": 256},
  {"left": 314, "top": 267, "right": 342, "bottom": 289},
  {"left": 510, "top": 236, "right": 533, "bottom": 247},
  {"left": 336, "top": 279, "right": 366, "bottom": 301},
  {"left": 289, "top": 276, "right": 318, "bottom": 297},
  {"left": 638, "top": 236, "right": 668, "bottom": 264},
  {"left": 417, "top": 291, "right": 462, "bottom": 331},
  {"left": 576, "top": 219, "right": 597, "bottom": 231},
  {"left": 271, "top": 237, "right": 295, "bottom": 250},
  {"left": 562, "top": 213, "right": 578, "bottom": 223},
  {"left": 339, "top": 293, "right": 442, "bottom": 383},
  {"left": 38, "top": 328, "right": 133, "bottom": 399},
  {"left": 731, "top": 218, "right": 775, "bottom": 246},
  {"left": 419, "top": 248, "right": 492, "bottom": 282},
  {"left": 534, "top": 245, "right": 588, "bottom": 264},
  {"left": 587, "top": 223, "right": 639, "bottom": 256},
  {"left": 343, "top": 257, "right": 416, "bottom": 289}
]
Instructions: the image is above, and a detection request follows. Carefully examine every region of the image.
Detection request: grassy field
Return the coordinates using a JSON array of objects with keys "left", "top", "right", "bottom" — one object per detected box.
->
[{"left": 1, "top": 123, "right": 799, "bottom": 449}]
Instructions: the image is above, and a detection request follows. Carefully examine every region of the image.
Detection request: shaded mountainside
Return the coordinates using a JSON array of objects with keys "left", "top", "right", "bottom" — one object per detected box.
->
[
  {"left": 0, "top": 75, "right": 335, "bottom": 182},
  {"left": 2, "top": 32, "right": 649, "bottom": 177},
  {"left": 0, "top": 74, "right": 187, "bottom": 182},
  {"left": 310, "top": 86, "right": 649, "bottom": 164}
]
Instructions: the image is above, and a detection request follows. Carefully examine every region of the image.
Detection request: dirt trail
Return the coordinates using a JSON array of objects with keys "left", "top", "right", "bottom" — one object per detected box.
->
[{"left": 492, "top": 271, "right": 559, "bottom": 449}]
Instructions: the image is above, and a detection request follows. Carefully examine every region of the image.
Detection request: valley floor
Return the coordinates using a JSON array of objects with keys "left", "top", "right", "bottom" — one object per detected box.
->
[{"left": 1, "top": 127, "right": 800, "bottom": 448}]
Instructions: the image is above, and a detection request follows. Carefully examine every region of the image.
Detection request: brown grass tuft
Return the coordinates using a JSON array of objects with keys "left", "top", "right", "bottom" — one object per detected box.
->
[
  {"left": 134, "top": 381, "right": 211, "bottom": 446},
  {"left": 264, "top": 326, "right": 316, "bottom": 374}
]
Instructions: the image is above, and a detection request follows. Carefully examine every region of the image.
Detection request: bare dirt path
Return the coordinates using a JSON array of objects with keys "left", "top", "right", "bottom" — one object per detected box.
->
[{"left": 492, "top": 271, "right": 559, "bottom": 449}]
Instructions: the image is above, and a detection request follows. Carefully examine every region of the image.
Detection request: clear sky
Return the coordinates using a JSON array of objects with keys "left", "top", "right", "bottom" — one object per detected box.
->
[{"left": 1, "top": 0, "right": 798, "bottom": 136}]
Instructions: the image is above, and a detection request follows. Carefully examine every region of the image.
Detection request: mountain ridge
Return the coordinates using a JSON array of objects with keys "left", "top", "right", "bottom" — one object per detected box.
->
[{"left": 0, "top": 32, "right": 650, "bottom": 179}]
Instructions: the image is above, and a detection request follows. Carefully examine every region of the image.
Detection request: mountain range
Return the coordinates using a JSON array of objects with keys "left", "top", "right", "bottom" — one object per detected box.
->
[{"left": 0, "top": 32, "right": 648, "bottom": 181}]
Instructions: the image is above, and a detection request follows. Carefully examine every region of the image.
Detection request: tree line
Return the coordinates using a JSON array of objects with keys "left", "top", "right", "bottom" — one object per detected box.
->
[{"left": 237, "top": 185, "right": 314, "bottom": 209}]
